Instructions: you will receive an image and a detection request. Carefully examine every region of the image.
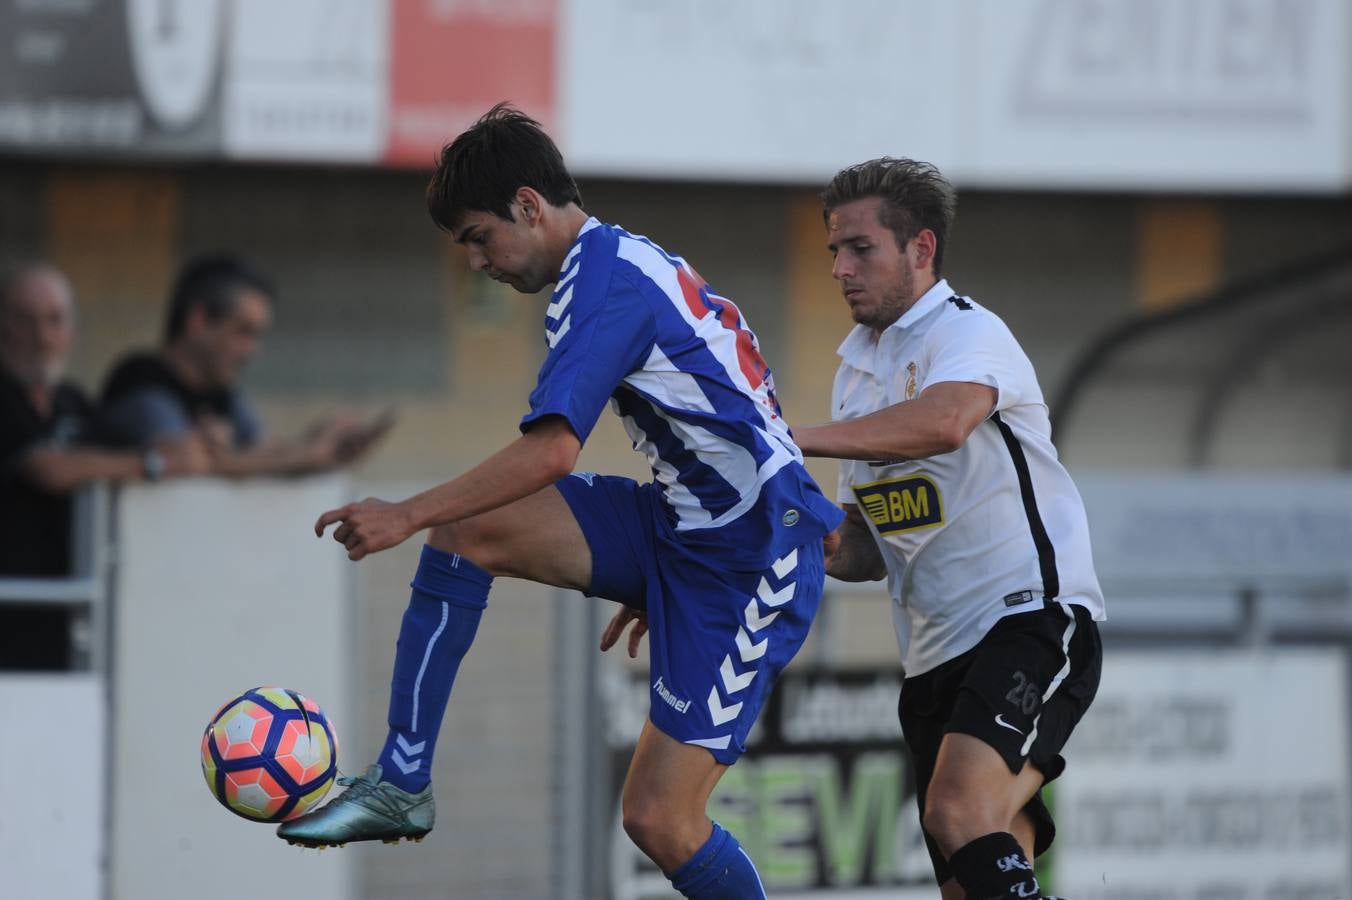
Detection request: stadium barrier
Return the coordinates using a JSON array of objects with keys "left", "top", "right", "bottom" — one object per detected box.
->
[
  {"left": 0, "top": 486, "right": 109, "bottom": 899},
  {"left": 0, "top": 479, "right": 356, "bottom": 900}
]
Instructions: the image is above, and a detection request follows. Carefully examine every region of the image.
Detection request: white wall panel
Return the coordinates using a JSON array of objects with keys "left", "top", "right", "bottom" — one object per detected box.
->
[
  {"left": 109, "top": 478, "right": 354, "bottom": 900},
  {"left": 0, "top": 676, "right": 103, "bottom": 900}
]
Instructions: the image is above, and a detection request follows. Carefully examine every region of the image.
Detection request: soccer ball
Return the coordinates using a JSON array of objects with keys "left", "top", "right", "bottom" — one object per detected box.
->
[{"left": 200, "top": 686, "right": 339, "bottom": 822}]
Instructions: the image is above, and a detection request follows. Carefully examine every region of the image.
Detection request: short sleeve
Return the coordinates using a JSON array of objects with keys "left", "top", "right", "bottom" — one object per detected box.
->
[
  {"left": 97, "top": 387, "right": 194, "bottom": 447},
  {"left": 520, "top": 263, "right": 656, "bottom": 444},
  {"left": 837, "top": 460, "right": 866, "bottom": 505},
  {"left": 229, "top": 392, "right": 264, "bottom": 448},
  {"left": 922, "top": 312, "right": 1034, "bottom": 413}
]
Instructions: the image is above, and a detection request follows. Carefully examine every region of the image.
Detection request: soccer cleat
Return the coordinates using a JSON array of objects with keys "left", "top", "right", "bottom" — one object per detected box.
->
[{"left": 277, "top": 764, "right": 434, "bottom": 847}]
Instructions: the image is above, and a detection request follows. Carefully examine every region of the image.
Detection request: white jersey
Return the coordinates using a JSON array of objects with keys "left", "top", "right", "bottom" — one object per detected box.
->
[{"left": 833, "top": 279, "right": 1106, "bottom": 676}]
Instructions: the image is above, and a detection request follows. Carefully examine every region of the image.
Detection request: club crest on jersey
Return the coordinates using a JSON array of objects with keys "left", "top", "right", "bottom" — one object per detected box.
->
[
  {"left": 905, "top": 361, "right": 918, "bottom": 400},
  {"left": 853, "top": 475, "right": 943, "bottom": 534}
]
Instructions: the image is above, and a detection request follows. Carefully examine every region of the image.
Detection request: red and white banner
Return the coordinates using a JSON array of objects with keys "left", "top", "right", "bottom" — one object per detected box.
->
[
  {"left": 0, "top": 0, "right": 1347, "bottom": 190},
  {"left": 384, "top": 0, "right": 557, "bottom": 167}
]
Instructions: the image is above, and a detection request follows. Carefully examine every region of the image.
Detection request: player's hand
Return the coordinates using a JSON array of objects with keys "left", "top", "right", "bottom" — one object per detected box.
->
[
  {"left": 600, "top": 605, "right": 648, "bottom": 659},
  {"left": 314, "top": 497, "right": 416, "bottom": 560},
  {"left": 822, "top": 528, "right": 842, "bottom": 574}
]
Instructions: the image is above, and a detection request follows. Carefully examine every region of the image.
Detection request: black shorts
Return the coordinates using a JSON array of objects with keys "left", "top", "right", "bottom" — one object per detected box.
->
[{"left": 898, "top": 601, "right": 1101, "bottom": 884}]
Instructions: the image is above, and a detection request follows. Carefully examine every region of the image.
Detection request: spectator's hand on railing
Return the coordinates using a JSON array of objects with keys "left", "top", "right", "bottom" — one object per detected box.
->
[
  {"left": 333, "top": 409, "right": 395, "bottom": 466},
  {"left": 190, "top": 410, "right": 393, "bottom": 479},
  {"left": 298, "top": 417, "right": 358, "bottom": 472},
  {"left": 158, "top": 433, "right": 213, "bottom": 478},
  {"left": 195, "top": 415, "right": 237, "bottom": 456},
  {"left": 300, "top": 410, "right": 396, "bottom": 471}
]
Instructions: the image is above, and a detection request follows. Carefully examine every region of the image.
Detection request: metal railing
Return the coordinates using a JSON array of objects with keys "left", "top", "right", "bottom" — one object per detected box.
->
[{"left": 0, "top": 484, "right": 113, "bottom": 672}]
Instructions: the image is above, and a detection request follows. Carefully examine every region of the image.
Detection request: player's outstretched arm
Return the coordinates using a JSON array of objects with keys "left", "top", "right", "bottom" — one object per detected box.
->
[
  {"left": 315, "top": 415, "right": 582, "bottom": 560},
  {"left": 825, "top": 504, "right": 887, "bottom": 582},
  {"left": 795, "top": 381, "right": 996, "bottom": 463}
]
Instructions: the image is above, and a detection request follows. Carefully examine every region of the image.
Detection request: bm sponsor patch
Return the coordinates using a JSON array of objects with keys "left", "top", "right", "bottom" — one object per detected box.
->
[{"left": 852, "top": 475, "right": 943, "bottom": 534}]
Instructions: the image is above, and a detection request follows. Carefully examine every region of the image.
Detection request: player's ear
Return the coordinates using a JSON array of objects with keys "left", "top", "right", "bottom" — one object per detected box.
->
[
  {"left": 910, "top": 228, "right": 938, "bottom": 273},
  {"left": 515, "top": 187, "right": 542, "bottom": 226}
]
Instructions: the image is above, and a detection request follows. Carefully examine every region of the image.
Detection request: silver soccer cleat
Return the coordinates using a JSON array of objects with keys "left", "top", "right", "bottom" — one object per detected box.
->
[{"left": 277, "top": 764, "right": 434, "bottom": 848}]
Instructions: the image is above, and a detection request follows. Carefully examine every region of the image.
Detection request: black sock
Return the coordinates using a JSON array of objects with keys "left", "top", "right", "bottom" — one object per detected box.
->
[{"left": 947, "top": 832, "right": 1041, "bottom": 899}]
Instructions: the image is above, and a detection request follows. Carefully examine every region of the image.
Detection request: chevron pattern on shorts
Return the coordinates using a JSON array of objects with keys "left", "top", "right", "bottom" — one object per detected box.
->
[{"left": 702, "top": 548, "right": 799, "bottom": 735}]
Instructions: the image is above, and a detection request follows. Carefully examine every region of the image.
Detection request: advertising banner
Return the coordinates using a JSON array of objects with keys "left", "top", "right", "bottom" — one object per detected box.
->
[
  {"left": 962, "top": 0, "right": 1352, "bottom": 192},
  {"left": 1054, "top": 649, "right": 1351, "bottom": 900},
  {"left": 600, "top": 664, "right": 938, "bottom": 899},
  {"left": 596, "top": 647, "right": 1350, "bottom": 899},
  {"left": 0, "top": 0, "right": 224, "bottom": 156},
  {"left": 559, "top": 0, "right": 962, "bottom": 183},
  {"left": 222, "top": 0, "right": 388, "bottom": 162},
  {"left": 1, "top": 0, "right": 1348, "bottom": 190},
  {"left": 560, "top": 0, "right": 1351, "bottom": 191},
  {"left": 384, "top": 0, "right": 557, "bottom": 167}
]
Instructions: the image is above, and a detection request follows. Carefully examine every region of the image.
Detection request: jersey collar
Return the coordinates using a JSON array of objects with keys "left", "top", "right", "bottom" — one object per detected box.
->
[
  {"left": 836, "top": 278, "right": 953, "bottom": 369},
  {"left": 559, "top": 217, "right": 602, "bottom": 276},
  {"left": 896, "top": 277, "right": 953, "bottom": 329}
]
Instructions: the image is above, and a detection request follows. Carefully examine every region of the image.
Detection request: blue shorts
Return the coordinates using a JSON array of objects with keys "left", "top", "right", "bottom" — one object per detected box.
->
[{"left": 556, "top": 472, "right": 825, "bottom": 765}]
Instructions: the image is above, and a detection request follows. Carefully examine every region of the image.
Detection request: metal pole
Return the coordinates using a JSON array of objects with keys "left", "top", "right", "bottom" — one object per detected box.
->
[{"left": 553, "top": 587, "right": 593, "bottom": 900}]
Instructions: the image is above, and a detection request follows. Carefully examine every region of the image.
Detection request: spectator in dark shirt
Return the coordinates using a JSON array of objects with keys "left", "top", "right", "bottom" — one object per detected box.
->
[
  {"left": 0, "top": 263, "right": 208, "bottom": 668},
  {"left": 98, "top": 256, "right": 389, "bottom": 477}
]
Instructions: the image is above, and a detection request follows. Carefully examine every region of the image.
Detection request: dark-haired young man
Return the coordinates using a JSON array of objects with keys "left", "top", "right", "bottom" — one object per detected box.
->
[
  {"left": 98, "top": 256, "right": 387, "bottom": 477},
  {"left": 279, "top": 104, "right": 842, "bottom": 899},
  {"left": 791, "top": 158, "right": 1105, "bottom": 900}
]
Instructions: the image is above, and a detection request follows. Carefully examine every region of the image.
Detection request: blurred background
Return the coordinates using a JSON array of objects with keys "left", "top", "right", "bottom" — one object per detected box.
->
[{"left": 2, "top": 1, "right": 1351, "bottom": 898}]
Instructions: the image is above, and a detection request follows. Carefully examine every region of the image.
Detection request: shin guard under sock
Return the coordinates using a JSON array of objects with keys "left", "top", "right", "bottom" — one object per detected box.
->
[
  {"left": 668, "top": 822, "right": 767, "bottom": 900},
  {"left": 376, "top": 544, "right": 492, "bottom": 791}
]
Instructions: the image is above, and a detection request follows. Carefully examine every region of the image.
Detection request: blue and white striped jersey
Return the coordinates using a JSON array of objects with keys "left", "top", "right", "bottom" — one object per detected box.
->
[{"left": 521, "top": 218, "right": 842, "bottom": 568}]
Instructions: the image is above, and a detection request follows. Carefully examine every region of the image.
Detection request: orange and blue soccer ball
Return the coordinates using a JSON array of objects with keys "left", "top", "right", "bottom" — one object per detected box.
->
[{"left": 200, "top": 686, "right": 339, "bottom": 822}]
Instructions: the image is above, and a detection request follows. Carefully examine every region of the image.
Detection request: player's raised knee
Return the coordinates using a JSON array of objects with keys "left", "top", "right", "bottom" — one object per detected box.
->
[{"left": 425, "top": 520, "right": 502, "bottom": 574}]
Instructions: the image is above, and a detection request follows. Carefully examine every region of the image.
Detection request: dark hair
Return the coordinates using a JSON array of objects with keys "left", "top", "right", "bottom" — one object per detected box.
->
[
  {"left": 820, "top": 157, "right": 957, "bottom": 275},
  {"left": 164, "top": 255, "right": 274, "bottom": 342},
  {"left": 426, "top": 103, "right": 582, "bottom": 232}
]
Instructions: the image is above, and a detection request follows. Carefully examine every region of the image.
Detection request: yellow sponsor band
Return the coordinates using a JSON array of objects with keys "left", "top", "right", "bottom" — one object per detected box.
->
[{"left": 852, "top": 474, "right": 943, "bottom": 534}]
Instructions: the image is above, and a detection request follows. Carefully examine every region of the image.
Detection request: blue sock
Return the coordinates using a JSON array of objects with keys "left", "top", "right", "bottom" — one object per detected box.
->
[
  {"left": 375, "top": 544, "right": 492, "bottom": 792},
  {"left": 668, "top": 822, "right": 766, "bottom": 900}
]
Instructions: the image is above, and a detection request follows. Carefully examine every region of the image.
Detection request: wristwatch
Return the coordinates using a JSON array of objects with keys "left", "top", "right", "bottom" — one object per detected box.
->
[{"left": 142, "top": 448, "right": 167, "bottom": 481}]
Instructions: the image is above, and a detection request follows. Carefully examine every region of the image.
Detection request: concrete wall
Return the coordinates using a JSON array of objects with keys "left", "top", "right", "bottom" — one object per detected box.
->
[{"left": 110, "top": 479, "right": 354, "bottom": 900}]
